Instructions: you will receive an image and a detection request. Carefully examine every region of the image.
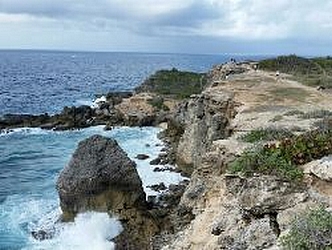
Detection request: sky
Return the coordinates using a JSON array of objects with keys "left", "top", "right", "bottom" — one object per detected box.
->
[{"left": 0, "top": 0, "right": 331, "bottom": 55}]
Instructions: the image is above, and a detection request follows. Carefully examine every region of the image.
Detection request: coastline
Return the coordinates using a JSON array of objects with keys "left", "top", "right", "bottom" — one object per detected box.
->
[{"left": 4, "top": 55, "right": 332, "bottom": 249}]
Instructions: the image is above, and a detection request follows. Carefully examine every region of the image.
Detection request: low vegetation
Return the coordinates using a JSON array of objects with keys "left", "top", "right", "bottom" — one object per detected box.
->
[
  {"left": 280, "top": 207, "right": 332, "bottom": 250},
  {"left": 229, "top": 129, "right": 332, "bottom": 181},
  {"left": 135, "top": 68, "right": 208, "bottom": 99},
  {"left": 147, "top": 96, "right": 170, "bottom": 111},
  {"left": 240, "top": 128, "right": 294, "bottom": 143},
  {"left": 228, "top": 144, "right": 303, "bottom": 181},
  {"left": 259, "top": 55, "right": 332, "bottom": 88}
]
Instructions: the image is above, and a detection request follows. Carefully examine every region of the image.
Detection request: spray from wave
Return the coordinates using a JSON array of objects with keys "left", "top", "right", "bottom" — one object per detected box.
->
[{"left": 26, "top": 212, "right": 122, "bottom": 250}]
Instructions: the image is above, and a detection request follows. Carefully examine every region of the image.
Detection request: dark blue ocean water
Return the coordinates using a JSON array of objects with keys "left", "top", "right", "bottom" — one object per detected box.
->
[
  {"left": 0, "top": 50, "right": 260, "bottom": 115},
  {"left": 0, "top": 51, "right": 263, "bottom": 249}
]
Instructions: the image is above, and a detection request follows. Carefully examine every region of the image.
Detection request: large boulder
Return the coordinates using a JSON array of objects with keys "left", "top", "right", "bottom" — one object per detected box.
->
[
  {"left": 56, "top": 134, "right": 146, "bottom": 219},
  {"left": 56, "top": 135, "right": 160, "bottom": 249}
]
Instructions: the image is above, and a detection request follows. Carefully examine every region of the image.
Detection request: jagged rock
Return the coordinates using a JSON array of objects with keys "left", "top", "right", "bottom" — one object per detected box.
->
[
  {"left": 56, "top": 135, "right": 159, "bottom": 249},
  {"left": 147, "top": 182, "right": 167, "bottom": 192},
  {"left": 174, "top": 88, "right": 236, "bottom": 173},
  {"left": 135, "top": 154, "right": 150, "bottom": 160},
  {"left": 31, "top": 230, "right": 53, "bottom": 241},
  {"left": 303, "top": 156, "right": 332, "bottom": 181},
  {"left": 226, "top": 175, "right": 308, "bottom": 214},
  {"left": 150, "top": 157, "right": 162, "bottom": 165},
  {"left": 55, "top": 105, "right": 95, "bottom": 129},
  {"left": 208, "top": 62, "right": 250, "bottom": 83},
  {"left": 56, "top": 135, "right": 146, "bottom": 218},
  {"left": 0, "top": 113, "right": 51, "bottom": 129}
]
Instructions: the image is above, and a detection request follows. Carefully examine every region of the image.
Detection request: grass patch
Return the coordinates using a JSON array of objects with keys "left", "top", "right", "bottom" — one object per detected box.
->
[
  {"left": 259, "top": 55, "right": 332, "bottom": 88},
  {"left": 229, "top": 129, "right": 332, "bottom": 181},
  {"left": 280, "top": 207, "right": 332, "bottom": 250},
  {"left": 240, "top": 128, "right": 294, "bottom": 143},
  {"left": 135, "top": 68, "right": 208, "bottom": 99}
]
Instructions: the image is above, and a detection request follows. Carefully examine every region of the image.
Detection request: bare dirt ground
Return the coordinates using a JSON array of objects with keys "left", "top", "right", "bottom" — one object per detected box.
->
[{"left": 214, "top": 69, "right": 332, "bottom": 135}]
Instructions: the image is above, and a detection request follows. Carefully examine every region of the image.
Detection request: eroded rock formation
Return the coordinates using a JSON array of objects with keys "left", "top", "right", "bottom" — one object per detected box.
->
[
  {"left": 173, "top": 88, "right": 237, "bottom": 174},
  {"left": 56, "top": 135, "right": 158, "bottom": 249}
]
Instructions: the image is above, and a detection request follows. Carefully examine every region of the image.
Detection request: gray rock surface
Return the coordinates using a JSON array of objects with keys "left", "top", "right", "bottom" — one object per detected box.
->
[
  {"left": 175, "top": 88, "right": 236, "bottom": 171},
  {"left": 303, "top": 155, "right": 332, "bottom": 181},
  {"left": 56, "top": 134, "right": 146, "bottom": 218}
]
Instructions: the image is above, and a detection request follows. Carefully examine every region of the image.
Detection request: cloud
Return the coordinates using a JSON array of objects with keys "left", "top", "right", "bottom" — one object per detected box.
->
[
  {"left": 0, "top": 0, "right": 332, "bottom": 54},
  {"left": 1, "top": 0, "right": 332, "bottom": 40}
]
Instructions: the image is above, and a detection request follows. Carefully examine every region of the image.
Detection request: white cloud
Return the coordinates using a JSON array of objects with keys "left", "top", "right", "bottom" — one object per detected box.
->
[{"left": 0, "top": 0, "right": 332, "bottom": 53}]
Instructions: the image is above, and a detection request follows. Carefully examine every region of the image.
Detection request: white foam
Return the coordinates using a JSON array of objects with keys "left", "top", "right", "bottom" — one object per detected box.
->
[
  {"left": 111, "top": 127, "right": 188, "bottom": 196},
  {"left": 26, "top": 212, "right": 121, "bottom": 250},
  {"left": 0, "top": 127, "right": 50, "bottom": 137},
  {"left": 91, "top": 96, "right": 107, "bottom": 109}
]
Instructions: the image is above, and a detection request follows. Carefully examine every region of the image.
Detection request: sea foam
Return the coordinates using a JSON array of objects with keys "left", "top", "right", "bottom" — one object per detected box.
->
[{"left": 26, "top": 212, "right": 121, "bottom": 250}]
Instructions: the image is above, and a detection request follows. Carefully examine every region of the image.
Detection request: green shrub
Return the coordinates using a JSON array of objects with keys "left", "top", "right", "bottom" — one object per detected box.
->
[
  {"left": 259, "top": 55, "right": 332, "bottom": 88},
  {"left": 280, "top": 207, "right": 332, "bottom": 250},
  {"left": 135, "top": 68, "right": 208, "bottom": 99},
  {"left": 228, "top": 145, "right": 303, "bottom": 181},
  {"left": 229, "top": 129, "right": 332, "bottom": 181},
  {"left": 240, "top": 128, "right": 294, "bottom": 143}
]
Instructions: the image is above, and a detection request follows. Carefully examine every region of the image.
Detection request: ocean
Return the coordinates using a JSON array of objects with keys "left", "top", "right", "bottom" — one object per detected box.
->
[{"left": 0, "top": 50, "right": 262, "bottom": 250}]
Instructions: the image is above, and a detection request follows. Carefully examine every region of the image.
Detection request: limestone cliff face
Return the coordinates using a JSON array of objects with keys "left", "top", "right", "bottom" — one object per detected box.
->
[
  {"left": 175, "top": 87, "right": 237, "bottom": 171},
  {"left": 160, "top": 63, "right": 332, "bottom": 250}
]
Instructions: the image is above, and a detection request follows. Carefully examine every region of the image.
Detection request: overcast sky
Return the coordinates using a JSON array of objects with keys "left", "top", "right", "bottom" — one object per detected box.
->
[{"left": 0, "top": 0, "right": 331, "bottom": 55}]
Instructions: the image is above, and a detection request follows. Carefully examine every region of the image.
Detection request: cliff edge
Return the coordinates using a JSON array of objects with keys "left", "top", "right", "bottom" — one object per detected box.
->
[{"left": 160, "top": 61, "right": 332, "bottom": 249}]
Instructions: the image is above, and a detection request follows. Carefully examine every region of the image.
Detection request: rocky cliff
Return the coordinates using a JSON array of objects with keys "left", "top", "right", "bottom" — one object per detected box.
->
[
  {"left": 159, "top": 62, "right": 332, "bottom": 249},
  {"left": 174, "top": 88, "right": 236, "bottom": 172}
]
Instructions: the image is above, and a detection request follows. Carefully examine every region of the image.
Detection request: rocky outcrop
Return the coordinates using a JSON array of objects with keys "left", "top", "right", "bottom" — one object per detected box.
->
[
  {"left": 208, "top": 61, "right": 253, "bottom": 83},
  {"left": 303, "top": 156, "right": 332, "bottom": 181},
  {"left": 158, "top": 62, "right": 332, "bottom": 250},
  {"left": 56, "top": 135, "right": 158, "bottom": 249},
  {"left": 174, "top": 88, "right": 237, "bottom": 173},
  {"left": 0, "top": 91, "right": 169, "bottom": 131},
  {"left": 56, "top": 134, "right": 145, "bottom": 217},
  {"left": 0, "top": 105, "right": 97, "bottom": 131}
]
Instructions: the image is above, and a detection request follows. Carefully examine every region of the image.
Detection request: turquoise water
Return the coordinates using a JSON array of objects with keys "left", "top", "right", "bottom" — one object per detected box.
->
[{"left": 0, "top": 126, "right": 183, "bottom": 250}]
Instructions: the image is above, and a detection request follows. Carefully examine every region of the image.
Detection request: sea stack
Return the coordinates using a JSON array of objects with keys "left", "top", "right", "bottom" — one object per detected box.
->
[
  {"left": 56, "top": 135, "right": 159, "bottom": 249},
  {"left": 56, "top": 134, "right": 146, "bottom": 219}
]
